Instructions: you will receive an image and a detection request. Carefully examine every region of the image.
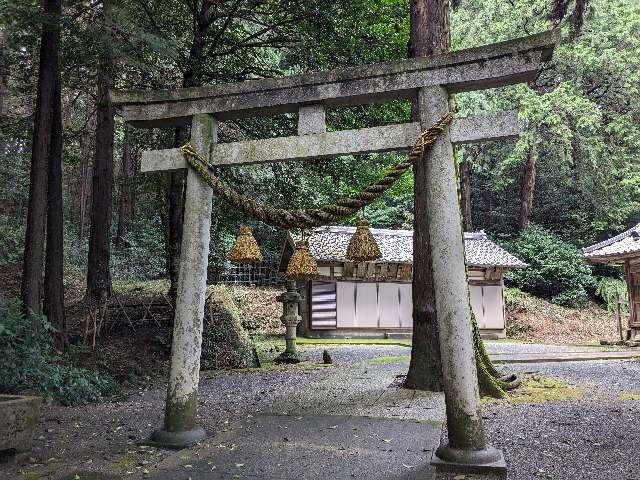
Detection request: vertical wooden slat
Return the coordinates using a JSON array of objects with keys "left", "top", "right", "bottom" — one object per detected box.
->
[{"left": 388, "top": 263, "right": 399, "bottom": 280}]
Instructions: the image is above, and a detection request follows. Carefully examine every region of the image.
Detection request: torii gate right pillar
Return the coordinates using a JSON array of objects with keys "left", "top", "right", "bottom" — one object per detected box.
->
[{"left": 419, "top": 86, "right": 505, "bottom": 471}]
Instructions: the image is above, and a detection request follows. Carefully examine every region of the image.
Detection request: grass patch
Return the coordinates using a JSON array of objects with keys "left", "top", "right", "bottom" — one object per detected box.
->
[
  {"left": 370, "top": 355, "right": 410, "bottom": 363},
  {"left": 111, "top": 278, "right": 169, "bottom": 295},
  {"left": 619, "top": 393, "right": 640, "bottom": 401}
]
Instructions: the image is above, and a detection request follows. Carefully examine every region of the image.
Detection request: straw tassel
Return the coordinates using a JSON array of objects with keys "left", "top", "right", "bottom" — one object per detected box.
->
[
  {"left": 227, "top": 226, "right": 263, "bottom": 263},
  {"left": 346, "top": 219, "right": 381, "bottom": 262},
  {"left": 286, "top": 240, "right": 319, "bottom": 280}
]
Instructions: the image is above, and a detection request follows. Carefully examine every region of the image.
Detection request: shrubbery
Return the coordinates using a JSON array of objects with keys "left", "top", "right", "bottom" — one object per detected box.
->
[
  {"left": 595, "top": 276, "right": 629, "bottom": 313},
  {"left": 0, "top": 299, "right": 118, "bottom": 405},
  {"left": 505, "top": 225, "right": 594, "bottom": 308},
  {"left": 0, "top": 216, "right": 25, "bottom": 264}
]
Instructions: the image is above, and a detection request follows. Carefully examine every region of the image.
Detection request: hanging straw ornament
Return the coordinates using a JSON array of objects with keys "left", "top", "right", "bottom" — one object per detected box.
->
[
  {"left": 346, "top": 219, "right": 382, "bottom": 262},
  {"left": 227, "top": 226, "right": 264, "bottom": 263},
  {"left": 286, "top": 240, "right": 319, "bottom": 280}
]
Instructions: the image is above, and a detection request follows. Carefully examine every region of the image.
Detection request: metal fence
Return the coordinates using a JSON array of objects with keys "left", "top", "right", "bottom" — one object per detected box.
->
[{"left": 209, "top": 260, "right": 285, "bottom": 286}]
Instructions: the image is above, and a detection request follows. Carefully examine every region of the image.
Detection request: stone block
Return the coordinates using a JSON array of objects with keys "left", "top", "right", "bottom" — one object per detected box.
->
[{"left": 0, "top": 394, "right": 42, "bottom": 454}]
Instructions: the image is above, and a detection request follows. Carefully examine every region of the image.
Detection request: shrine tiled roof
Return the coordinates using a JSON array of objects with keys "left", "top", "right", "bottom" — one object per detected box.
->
[
  {"left": 301, "top": 226, "right": 527, "bottom": 269},
  {"left": 583, "top": 222, "right": 640, "bottom": 262}
]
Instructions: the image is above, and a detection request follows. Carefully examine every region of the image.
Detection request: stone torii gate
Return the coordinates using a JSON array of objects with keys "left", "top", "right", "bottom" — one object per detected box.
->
[{"left": 112, "top": 30, "right": 557, "bottom": 470}]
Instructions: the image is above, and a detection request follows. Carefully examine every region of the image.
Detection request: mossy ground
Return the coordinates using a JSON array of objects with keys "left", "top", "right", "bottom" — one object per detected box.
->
[
  {"left": 369, "top": 355, "right": 410, "bottom": 363},
  {"left": 482, "top": 374, "right": 583, "bottom": 404},
  {"left": 619, "top": 392, "right": 640, "bottom": 401}
]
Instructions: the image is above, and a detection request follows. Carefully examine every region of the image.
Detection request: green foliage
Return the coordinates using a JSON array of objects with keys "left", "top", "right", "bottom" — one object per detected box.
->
[
  {"left": 503, "top": 286, "right": 526, "bottom": 302},
  {"left": 0, "top": 216, "right": 25, "bottom": 263},
  {"left": 595, "top": 276, "right": 629, "bottom": 313},
  {"left": 454, "top": 0, "right": 640, "bottom": 243},
  {"left": 505, "top": 225, "right": 594, "bottom": 307},
  {"left": 551, "top": 287, "right": 589, "bottom": 308},
  {"left": 0, "top": 299, "right": 118, "bottom": 406}
]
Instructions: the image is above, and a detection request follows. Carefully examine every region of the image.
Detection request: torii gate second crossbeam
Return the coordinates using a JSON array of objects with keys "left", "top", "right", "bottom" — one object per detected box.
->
[{"left": 112, "top": 29, "right": 557, "bottom": 472}]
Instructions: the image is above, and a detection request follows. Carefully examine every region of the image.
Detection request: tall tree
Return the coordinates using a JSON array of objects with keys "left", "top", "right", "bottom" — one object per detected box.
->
[
  {"left": 21, "top": 0, "right": 62, "bottom": 315},
  {"left": 405, "top": 0, "right": 450, "bottom": 391},
  {"left": 518, "top": 146, "right": 537, "bottom": 230},
  {"left": 0, "top": 25, "right": 8, "bottom": 116},
  {"left": 44, "top": 54, "right": 65, "bottom": 350},
  {"left": 115, "top": 127, "right": 134, "bottom": 250},
  {"left": 461, "top": 157, "right": 473, "bottom": 232},
  {"left": 148, "top": 0, "right": 299, "bottom": 308},
  {"left": 86, "top": 0, "right": 115, "bottom": 311}
]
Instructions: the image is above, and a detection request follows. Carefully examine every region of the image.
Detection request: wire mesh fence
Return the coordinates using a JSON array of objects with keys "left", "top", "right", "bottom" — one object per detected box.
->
[{"left": 209, "top": 260, "right": 285, "bottom": 286}]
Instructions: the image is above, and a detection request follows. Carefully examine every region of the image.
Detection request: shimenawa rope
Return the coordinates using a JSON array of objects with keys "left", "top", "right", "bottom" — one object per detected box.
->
[{"left": 180, "top": 111, "right": 453, "bottom": 229}]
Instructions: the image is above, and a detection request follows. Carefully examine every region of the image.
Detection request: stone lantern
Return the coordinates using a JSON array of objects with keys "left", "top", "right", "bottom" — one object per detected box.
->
[{"left": 274, "top": 280, "right": 305, "bottom": 364}]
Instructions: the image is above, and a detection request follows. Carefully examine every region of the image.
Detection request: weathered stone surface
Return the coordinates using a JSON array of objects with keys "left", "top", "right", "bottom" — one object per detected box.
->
[
  {"left": 298, "top": 104, "right": 326, "bottom": 135},
  {"left": 113, "top": 31, "right": 557, "bottom": 126},
  {"left": 431, "top": 445, "right": 507, "bottom": 475},
  {"left": 419, "top": 86, "right": 489, "bottom": 450},
  {"left": 140, "top": 111, "right": 519, "bottom": 172},
  {"left": 157, "top": 114, "right": 215, "bottom": 442},
  {"left": 0, "top": 394, "right": 42, "bottom": 453}
]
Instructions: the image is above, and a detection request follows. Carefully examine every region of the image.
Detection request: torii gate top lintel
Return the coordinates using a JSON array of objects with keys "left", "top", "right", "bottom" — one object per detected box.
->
[{"left": 111, "top": 29, "right": 558, "bottom": 128}]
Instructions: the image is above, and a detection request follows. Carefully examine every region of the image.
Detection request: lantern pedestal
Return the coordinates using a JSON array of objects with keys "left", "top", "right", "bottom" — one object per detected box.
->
[{"left": 274, "top": 281, "right": 306, "bottom": 364}]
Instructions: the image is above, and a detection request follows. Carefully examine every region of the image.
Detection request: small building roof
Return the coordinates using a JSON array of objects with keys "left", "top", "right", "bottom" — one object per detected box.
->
[
  {"left": 583, "top": 222, "right": 640, "bottom": 263},
  {"left": 297, "top": 226, "right": 527, "bottom": 269}
]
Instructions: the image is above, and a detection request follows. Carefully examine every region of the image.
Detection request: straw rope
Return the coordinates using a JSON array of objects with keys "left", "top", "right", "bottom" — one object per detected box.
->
[{"left": 180, "top": 111, "right": 453, "bottom": 229}]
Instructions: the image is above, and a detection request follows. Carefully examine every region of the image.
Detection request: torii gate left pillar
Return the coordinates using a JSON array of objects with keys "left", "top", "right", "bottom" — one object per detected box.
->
[{"left": 151, "top": 114, "right": 216, "bottom": 447}]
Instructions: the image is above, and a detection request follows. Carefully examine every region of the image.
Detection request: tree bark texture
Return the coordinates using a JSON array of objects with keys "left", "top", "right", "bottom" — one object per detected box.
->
[
  {"left": 44, "top": 65, "right": 66, "bottom": 351},
  {"left": 405, "top": 0, "right": 451, "bottom": 391},
  {"left": 78, "top": 127, "right": 92, "bottom": 239},
  {"left": 87, "top": 0, "right": 115, "bottom": 307},
  {"left": 461, "top": 158, "right": 473, "bottom": 232},
  {"left": 21, "top": 0, "right": 62, "bottom": 315},
  {"left": 518, "top": 146, "right": 537, "bottom": 231},
  {"left": 115, "top": 129, "right": 134, "bottom": 250},
  {"left": 0, "top": 26, "right": 8, "bottom": 116}
]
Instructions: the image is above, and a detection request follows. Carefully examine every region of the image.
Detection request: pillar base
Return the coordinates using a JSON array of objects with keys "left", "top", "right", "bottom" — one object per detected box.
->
[
  {"left": 150, "top": 426, "right": 206, "bottom": 449},
  {"left": 273, "top": 351, "right": 305, "bottom": 364},
  {"left": 431, "top": 444, "right": 506, "bottom": 475}
]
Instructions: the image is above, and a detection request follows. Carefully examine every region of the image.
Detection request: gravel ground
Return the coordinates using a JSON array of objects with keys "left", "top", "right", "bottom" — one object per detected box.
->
[
  {"left": 484, "top": 359, "right": 640, "bottom": 480},
  {"left": 2, "top": 344, "right": 639, "bottom": 480}
]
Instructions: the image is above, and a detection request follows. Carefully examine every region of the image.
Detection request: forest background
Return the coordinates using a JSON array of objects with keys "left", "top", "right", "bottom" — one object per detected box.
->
[{"left": 1, "top": 0, "right": 638, "bottom": 336}]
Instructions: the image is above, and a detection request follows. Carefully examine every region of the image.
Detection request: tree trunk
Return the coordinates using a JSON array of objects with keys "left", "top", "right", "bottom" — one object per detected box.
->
[
  {"left": 44, "top": 64, "right": 65, "bottom": 351},
  {"left": 115, "top": 128, "right": 134, "bottom": 250},
  {"left": 22, "top": 0, "right": 62, "bottom": 315},
  {"left": 461, "top": 157, "right": 473, "bottom": 232},
  {"left": 0, "top": 26, "right": 8, "bottom": 116},
  {"left": 518, "top": 146, "right": 537, "bottom": 231},
  {"left": 87, "top": 0, "right": 115, "bottom": 309},
  {"left": 482, "top": 180, "right": 492, "bottom": 230},
  {"left": 78, "top": 127, "right": 92, "bottom": 239},
  {"left": 405, "top": 0, "right": 450, "bottom": 391}
]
